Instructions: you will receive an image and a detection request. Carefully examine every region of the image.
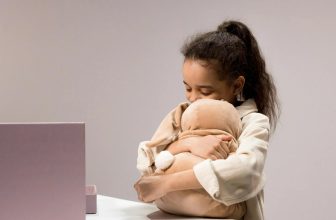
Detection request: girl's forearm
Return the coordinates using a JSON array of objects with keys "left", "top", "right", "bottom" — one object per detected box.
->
[{"left": 165, "top": 169, "right": 203, "bottom": 192}]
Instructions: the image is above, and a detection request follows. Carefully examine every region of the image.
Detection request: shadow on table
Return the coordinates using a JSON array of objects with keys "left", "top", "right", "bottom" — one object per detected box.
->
[{"left": 147, "top": 210, "right": 229, "bottom": 220}]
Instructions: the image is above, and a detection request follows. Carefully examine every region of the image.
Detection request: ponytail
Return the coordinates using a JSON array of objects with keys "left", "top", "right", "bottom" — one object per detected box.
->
[{"left": 181, "top": 20, "right": 280, "bottom": 131}]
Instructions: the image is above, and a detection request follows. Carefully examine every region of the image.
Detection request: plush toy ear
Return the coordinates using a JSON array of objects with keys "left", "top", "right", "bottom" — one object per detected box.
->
[{"left": 146, "top": 102, "right": 189, "bottom": 148}]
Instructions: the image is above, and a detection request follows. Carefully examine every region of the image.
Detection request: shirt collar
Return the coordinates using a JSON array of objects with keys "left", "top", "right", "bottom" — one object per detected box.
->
[{"left": 236, "top": 99, "right": 258, "bottom": 119}]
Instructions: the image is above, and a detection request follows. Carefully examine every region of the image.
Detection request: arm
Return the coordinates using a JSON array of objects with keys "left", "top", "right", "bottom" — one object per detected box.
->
[
  {"left": 136, "top": 134, "right": 231, "bottom": 176},
  {"left": 135, "top": 139, "right": 190, "bottom": 176},
  {"left": 135, "top": 135, "right": 234, "bottom": 202},
  {"left": 165, "top": 138, "right": 190, "bottom": 155},
  {"left": 166, "top": 169, "right": 202, "bottom": 191},
  {"left": 193, "top": 113, "right": 270, "bottom": 206},
  {"left": 134, "top": 168, "right": 203, "bottom": 203},
  {"left": 167, "top": 135, "right": 231, "bottom": 159}
]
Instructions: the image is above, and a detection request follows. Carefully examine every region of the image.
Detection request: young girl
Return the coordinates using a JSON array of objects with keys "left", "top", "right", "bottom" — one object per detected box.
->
[{"left": 134, "top": 20, "right": 279, "bottom": 220}]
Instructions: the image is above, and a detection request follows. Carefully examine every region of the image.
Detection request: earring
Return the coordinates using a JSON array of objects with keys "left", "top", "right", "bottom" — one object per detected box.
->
[{"left": 237, "top": 92, "right": 245, "bottom": 102}]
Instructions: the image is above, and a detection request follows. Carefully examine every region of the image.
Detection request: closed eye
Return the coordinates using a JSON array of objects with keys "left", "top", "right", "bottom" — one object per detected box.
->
[{"left": 200, "top": 89, "right": 213, "bottom": 96}]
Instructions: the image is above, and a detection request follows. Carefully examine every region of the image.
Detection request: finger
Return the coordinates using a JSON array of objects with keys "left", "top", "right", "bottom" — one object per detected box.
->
[
  {"left": 134, "top": 179, "right": 140, "bottom": 188},
  {"left": 134, "top": 178, "right": 142, "bottom": 189},
  {"left": 220, "top": 141, "right": 230, "bottom": 155},
  {"left": 219, "top": 135, "right": 232, "bottom": 141},
  {"left": 144, "top": 198, "right": 154, "bottom": 203},
  {"left": 134, "top": 185, "right": 143, "bottom": 201},
  {"left": 216, "top": 149, "right": 225, "bottom": 159},
  {"left": 216, "top": 145, "right": 228, "bottom": 159},
  {"left": 138, "top": 193, "right": 144, "bottom": 202},
  {"left": 210, "top": 155, "right": 217, "bottom": 160},
  {"left": 212, "top": 150, "right": 223, "bottom": 160},
  {"left": 215, "top": 134, "right": 225, "bottom": 140},
  {"left": 134, "top": 178, "right": 142, "bottom": 186}
]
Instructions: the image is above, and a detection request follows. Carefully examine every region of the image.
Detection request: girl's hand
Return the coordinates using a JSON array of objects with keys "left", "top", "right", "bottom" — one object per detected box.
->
[
  {"left": 134, "top": 175, "right": 168, "bottom": 203},
  {"left": 188, "top": 135, "right": 232, "bottom": 160}
]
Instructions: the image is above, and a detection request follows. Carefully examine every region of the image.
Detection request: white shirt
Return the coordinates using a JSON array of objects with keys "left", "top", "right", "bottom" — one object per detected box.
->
[{"left": 136, "top": 99, "right": 270, "bottom": 220}]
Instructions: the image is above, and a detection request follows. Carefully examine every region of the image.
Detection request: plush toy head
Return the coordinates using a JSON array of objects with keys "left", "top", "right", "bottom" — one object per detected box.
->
[{"left": 180, "top": 99, "right": 242, "bottom": 139}]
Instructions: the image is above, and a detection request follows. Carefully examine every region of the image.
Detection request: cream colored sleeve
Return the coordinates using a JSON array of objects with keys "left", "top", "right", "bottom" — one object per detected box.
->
[
  {"left": 136, "top": 141, "right": 168, "bottom": 176},
  {"left": 193, "top": 112, "right": 270, "bottom": 206},
  {"left": 136, "top": 141, "right": 155, "bottom": 176}
]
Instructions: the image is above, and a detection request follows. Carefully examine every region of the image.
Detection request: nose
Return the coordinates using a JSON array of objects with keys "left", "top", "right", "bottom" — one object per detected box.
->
[{"left": 188, "top": 91, "right": 200, "bottom": 103}]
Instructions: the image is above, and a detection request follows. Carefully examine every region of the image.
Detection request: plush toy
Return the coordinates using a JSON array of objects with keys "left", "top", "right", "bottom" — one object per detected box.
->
[{"left": 145, "top": 99, "right": 246, "bottom": 219}]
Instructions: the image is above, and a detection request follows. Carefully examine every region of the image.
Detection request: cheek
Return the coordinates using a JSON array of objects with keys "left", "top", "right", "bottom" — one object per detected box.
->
[
  {"left": 217, "top": 87, "right": 235, "bottom": 101},
  {"left": 207, "top": 93, "right": 223, "bottom": 100},
  {"left": 218, "top": 93, "right": 236, "bottom": 103},
  {"left": 185, "top": 91, "right": 191, "bottom": 101}
]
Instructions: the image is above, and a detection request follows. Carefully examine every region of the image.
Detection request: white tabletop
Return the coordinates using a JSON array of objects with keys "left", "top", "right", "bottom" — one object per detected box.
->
[{"left": 86, "top": 195, "right": 231, "bottom": 220}]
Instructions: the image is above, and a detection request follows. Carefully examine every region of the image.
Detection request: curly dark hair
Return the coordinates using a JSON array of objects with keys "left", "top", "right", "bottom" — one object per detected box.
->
[{"left": 181, "top": 20, "right": 280, "bottom": 131}]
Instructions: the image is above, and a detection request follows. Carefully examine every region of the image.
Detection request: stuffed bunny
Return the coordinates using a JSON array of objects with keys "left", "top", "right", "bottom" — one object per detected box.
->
[{"left": 145, "top": 99, "right": 246, "bottom": 219}]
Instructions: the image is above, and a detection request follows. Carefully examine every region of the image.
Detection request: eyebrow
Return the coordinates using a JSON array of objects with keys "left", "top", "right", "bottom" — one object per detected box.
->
[{"left": 183, "top": 81, "right": 214, "bottom": 89}]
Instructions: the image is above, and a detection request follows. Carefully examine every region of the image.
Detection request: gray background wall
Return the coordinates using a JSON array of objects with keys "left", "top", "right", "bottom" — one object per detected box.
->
[{"left": 1, "top": 0, "right": 336, "bottom": 219}]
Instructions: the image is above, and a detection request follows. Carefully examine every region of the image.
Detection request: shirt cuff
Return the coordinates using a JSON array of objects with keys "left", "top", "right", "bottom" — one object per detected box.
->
[{"left": 193, "top": 159, "right": 220, "bottom": 199}]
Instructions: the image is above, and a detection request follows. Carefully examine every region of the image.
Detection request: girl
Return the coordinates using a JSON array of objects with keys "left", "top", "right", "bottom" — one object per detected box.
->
[{"left": 134, "top": 20, "right": 279, "bottom": 220}]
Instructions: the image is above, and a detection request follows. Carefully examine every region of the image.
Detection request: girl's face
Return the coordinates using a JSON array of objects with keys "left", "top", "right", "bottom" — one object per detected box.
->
[{"left": 182, "top": 59, "right": 238, "bottom": 104}]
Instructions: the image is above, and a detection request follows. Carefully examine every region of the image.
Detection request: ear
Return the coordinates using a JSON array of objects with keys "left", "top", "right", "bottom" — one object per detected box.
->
[{"left": 233, "top": 76, "right": 245, "bottom": 95}]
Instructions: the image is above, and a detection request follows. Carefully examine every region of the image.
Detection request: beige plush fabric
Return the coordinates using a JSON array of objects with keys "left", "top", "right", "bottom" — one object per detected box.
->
[{"left": 146, "top": 99, "right": 246, "bottom": 219}]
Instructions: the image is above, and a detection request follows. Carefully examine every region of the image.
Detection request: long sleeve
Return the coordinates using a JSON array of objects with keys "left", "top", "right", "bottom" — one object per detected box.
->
[
  {"left": 193, "top": 112, "right": 270, "bottom": 206},
  {"left": 137, "top": 140, "right": 175, "bottom": 176},
  {"left": 136, "top": 141, "right": 155, "bottom": 176}
]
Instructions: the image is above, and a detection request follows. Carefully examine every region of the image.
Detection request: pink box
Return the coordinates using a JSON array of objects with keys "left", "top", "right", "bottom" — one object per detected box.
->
[
  {"left": 86, "top": 185, "right": 97, "bottom": 214},
  {"left": 0, "top": 123, "right": 85, "bottom": 220}
]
